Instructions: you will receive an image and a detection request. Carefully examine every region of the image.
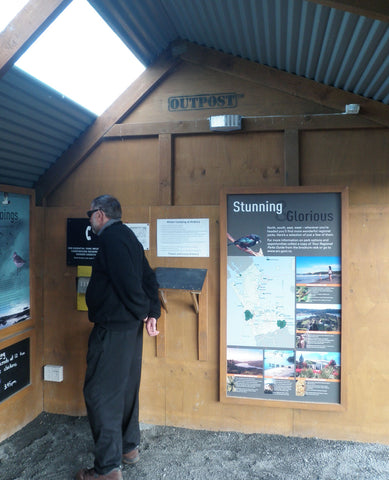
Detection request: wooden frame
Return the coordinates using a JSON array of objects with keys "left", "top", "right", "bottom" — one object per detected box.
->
[
  {"left": 0, "top": 185, "right": 35, "bottom": 341},
  {"left": 0, "top": 0, "right": 71, "bottom": 78},
  {"left": 220, "top": 186, "right": 348, "bottom": 411}
]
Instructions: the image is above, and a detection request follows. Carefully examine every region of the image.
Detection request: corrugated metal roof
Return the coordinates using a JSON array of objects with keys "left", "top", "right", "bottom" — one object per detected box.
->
[
  {"left": 0, "top": 66, "right": 97, "bottom": 188},
  {"left": 1, "top": 0, "right": 388, "bottom": 190},
  {"left": 91, "top": 0, "right": 389, "bottom": 104}
]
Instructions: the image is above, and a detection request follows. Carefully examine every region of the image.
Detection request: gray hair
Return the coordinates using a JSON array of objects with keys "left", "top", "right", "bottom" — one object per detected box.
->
[{"left": 91, "top": 194, "right": 122, "bottom": 219}]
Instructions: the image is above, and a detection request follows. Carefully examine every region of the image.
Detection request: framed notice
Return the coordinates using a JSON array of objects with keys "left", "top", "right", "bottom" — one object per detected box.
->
[
  {"left": 0, "top": 337, "right": 30, "bottom": 403},
  {"left": 220, "top": 187, "right": 347, "bottom": 409},
  {"left": 67, "top": 219, "right": 99, "bottom": 266}
]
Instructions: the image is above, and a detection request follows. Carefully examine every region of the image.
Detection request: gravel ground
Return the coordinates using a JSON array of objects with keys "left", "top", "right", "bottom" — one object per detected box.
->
[{"left": 1, "top": 413, "right": 389, "bottom": 480}]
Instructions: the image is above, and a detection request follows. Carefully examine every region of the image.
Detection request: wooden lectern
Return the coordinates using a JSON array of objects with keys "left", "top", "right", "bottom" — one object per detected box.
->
[{"left": 154, "top": 267, "right": 208, "bottom": 361}]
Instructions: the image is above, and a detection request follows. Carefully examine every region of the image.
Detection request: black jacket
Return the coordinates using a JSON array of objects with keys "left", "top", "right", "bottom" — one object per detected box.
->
[{"left": 85, "top": 221, "right": 160, "bottom": 330}]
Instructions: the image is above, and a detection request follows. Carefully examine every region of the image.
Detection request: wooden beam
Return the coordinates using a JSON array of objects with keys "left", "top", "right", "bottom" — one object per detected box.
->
[
  {"left": 0, "top": 0, "right": 72, "bottom": 78},
  {"left": 35, "top": 52, "right": 181, "bottom": 205},
  {"left": 178, "top": 42, "right": 389, "bottom": 129},
  {"left": 105, "top": 113, "right": 378, "bottom": 139},
  {"left": 158, "top": 134, "right": 173, "bottom": 205},
  {"left": 306, "top": 0, "right": 389, "bottom": 23},
  {"left": 284, "top": 129, "right": 300, "bottom": 186}
]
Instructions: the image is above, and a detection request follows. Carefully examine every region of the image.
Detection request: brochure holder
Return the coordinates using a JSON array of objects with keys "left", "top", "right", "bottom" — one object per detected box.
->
[{"left": 155, "top": 267, "right": 208, "bottom": 361}]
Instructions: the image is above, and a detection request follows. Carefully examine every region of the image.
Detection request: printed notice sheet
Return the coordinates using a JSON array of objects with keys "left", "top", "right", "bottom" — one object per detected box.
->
[
  {"left": 157, "top": 218, "right": 209, "bottom": 257},
  {"left": 125, "top": 223, "right": 150, "bottom": 250}
]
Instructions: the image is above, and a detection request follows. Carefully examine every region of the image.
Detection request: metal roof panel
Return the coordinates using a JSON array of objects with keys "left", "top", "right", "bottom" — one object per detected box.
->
[
  {"left": 1, "top": 0, "right": 389, "bottom": 189},
  {"left": 90, "top": 0, "right": 389, "bottom": 103},
  {"left": 0, "top": 66, "right": 96, "bottom": 188}
]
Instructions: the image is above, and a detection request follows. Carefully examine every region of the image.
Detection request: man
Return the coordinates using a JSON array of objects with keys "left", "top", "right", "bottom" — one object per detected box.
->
[{"left": 76, "top": 195, "right": 160, "bottom": 480}]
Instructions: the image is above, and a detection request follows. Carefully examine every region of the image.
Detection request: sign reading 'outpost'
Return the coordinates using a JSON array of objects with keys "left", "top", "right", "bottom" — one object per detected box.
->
[{"left": 168, "top": 92, "right": 243, "bottom": 111}]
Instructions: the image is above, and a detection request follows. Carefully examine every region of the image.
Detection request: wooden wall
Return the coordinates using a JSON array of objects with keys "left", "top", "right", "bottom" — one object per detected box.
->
[{"left": 27, "top": 46, "right": 389, "bottom": 444}]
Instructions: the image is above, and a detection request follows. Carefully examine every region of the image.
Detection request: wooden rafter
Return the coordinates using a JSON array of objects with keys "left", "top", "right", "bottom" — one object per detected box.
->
[
  {"left": 306, "top": 0, "right": 389, "bottom": 23},
  {"left": 104, "top": 113, "right": 378, "bottom": 139},
  {"left": 0, "top": 0, "right": 72, "bottom": 78}
]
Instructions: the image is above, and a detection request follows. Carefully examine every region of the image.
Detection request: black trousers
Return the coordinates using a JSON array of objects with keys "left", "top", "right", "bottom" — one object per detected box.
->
[{"left": 83, "top": 322, "right": 143, "bottom": 474}]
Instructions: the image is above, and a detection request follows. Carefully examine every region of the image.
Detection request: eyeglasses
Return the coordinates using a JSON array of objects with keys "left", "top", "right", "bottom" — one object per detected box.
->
[{"left": 87, "top": 208, "right": 100, "bottom": 218}]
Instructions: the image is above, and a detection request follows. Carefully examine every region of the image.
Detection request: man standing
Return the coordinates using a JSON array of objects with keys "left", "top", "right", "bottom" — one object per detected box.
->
[{"left": 76, "top": 195, "right": 160, "bottom": 480}]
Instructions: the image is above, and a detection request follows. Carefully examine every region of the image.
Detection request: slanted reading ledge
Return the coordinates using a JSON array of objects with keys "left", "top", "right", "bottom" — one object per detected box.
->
[{"left": 155, "top": 267, "right": 208, "bottom": 361}]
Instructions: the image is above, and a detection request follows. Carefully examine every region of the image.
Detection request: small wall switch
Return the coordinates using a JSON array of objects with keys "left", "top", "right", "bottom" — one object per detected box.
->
[{"left": 44, "top": 365, "right": 64, "bottom": 382}]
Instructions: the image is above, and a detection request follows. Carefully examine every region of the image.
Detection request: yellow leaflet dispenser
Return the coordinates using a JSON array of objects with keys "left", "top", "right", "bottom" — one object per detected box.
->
[{"left": 77, "top": 265, "right": 92, "bottom": 311}]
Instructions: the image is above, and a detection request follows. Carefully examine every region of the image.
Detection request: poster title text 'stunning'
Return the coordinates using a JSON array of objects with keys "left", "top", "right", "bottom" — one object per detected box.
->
[{"left": 233, "top": 201, "right": 283, "bottom": 214}]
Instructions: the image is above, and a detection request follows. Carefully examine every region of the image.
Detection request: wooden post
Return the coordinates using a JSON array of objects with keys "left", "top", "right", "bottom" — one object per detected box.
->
[
  {"left": 158, "top": 134, "right": 173, "bottom": 205},
  {"left": 156, "top": 292, "right": 167, "bottom": 357},
  {"left": 198, "top": 272, "right": 208, "bottom": 361},
  {"left": 284, "top": 129, "right": 300, "bottom": 186}
]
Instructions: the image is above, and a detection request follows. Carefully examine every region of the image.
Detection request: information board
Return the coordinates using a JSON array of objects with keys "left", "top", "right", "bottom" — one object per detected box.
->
[
  {"left": 66, "top": 219, "right": 99, "bottom": 266},
  {"left": 0, "top": 337, "right": 30, "bottom": 402},
  {"left": 0, "top": 191, "right": 31, "bottom": 330},
  {"left": 220, "top": 187, "right": 347, "bottom": 408}
]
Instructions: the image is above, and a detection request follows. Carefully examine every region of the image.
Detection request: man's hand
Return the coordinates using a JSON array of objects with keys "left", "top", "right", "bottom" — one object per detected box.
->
[{"left": 144, "top": 317, "right": 159, "bottom": 337}]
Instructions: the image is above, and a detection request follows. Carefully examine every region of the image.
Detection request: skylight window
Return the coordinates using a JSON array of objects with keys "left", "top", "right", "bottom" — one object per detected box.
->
[{"left": 10, "top": 0, "right": 145, "bottom": 115}]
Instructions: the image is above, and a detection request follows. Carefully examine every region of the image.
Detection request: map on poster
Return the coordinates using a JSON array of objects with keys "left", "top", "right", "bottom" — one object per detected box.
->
[{"left": 227, "top": 256, "right": 295, "bottom": 349}]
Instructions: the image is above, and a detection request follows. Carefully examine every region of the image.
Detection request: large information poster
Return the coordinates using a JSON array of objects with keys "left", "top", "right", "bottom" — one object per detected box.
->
[
  {"left": 0, "top": 192, "right": 30, "bottom": 329},
  {"left": 220, "top": 188, "right": 346, "bottom": 407}
]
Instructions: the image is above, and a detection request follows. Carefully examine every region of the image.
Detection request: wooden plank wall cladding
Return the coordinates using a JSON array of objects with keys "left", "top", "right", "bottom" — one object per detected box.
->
[{"left": 40, "top": 52, "right": 389, "bottom": 444}]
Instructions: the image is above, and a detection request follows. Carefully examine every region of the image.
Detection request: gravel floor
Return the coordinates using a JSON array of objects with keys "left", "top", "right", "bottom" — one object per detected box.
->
[{"left": 1, "top": 413, "right": 389, "bottom": 480}]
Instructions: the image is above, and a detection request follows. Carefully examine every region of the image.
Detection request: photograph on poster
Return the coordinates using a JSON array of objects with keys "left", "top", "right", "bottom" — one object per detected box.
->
[
  {"left": 296, "top": 256, "right": 341, "bottom": 285},
  {"left": 264, "top": 350, "right": 295, "bottom": 378},
  {"left": 221, "top": 189, "right": 345, "bottom": 406},
  {"left": 294, "top": 351, "right": 341, "bottom": 402},
  {"left": 295, "top": 351, "right": 341, "bottom": 381},
  {"left": 0, "top": 192, "right": 30, "bottom": 330},
  {"left": 296, "top": 305, "right": 341, "bottom": 333},
  {"left": 296, "top": 331, "right": 340, "bottom": 352},
  {"left": 227, "top": 346, "right": 263, "bottom": 376}
]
